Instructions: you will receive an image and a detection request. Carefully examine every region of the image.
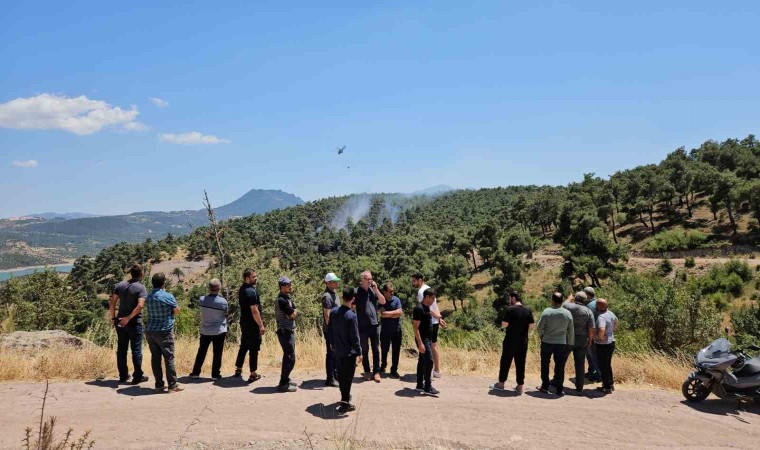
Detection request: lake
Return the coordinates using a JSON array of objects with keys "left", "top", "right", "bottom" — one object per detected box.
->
[{"left": 0, "top": 264, "right": 74, "bottom": 282}]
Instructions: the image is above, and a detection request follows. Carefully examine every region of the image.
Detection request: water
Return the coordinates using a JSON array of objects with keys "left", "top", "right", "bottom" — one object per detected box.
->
[{"left": 0, "top": 264, "right": 74, "bottom": 282}]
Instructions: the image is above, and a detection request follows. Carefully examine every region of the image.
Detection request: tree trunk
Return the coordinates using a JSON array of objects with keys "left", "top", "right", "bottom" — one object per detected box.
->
[
  {"left": 648, "top": 206, "right": 656, "bottom": 234},
  {"left": 639, "top": 212, "right": 649, "bottom": 228},
  {"left": 726, "top": 205, "right": 738, "bottom": 235},
  {"left": 470, "top": 249, "right": 478, "bottom": 272},
  {"left": 685, "top": 197, "right": 693, "bottom": 218},
  {"left": 611, "top": 217, "right": 618, "bottom": 243}
]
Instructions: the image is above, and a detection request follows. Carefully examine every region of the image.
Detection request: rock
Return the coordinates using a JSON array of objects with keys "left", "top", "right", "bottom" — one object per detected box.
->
[{"left": 0, "top": 330, "right": 90, "bottom": 350}]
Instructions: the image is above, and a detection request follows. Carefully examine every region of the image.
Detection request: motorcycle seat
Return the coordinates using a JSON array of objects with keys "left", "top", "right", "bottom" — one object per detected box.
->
[{"left": 735, "top": 356, "right": 760, "bottom": 377}]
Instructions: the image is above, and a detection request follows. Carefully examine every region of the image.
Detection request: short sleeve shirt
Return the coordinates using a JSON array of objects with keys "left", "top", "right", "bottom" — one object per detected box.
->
[
  {"left": 113, "top": 279, "right": 148, "bottom": 321},
  {"left": 595, "top": 310, "right": 618, "bottom": 344},
  {"left": 199, "top": 294, "right": 229, "bottom": 335},
  {"left": 381, "top": 295, "right": 403, "bottom": 334},
  {"left": 275, "top": 294, "right": 297, "bottom": 332},
  {"left": 145, "top": 289, "right": 178, "bottom": 332},
  {"left": 238, "top": 283, "right": 261, "bottom": 329},
  {"left": 417, "top": 284, "right": 439, "bottom": 325},
  {"left": 563, "top": 302, "right": 594, "bottom": 337},
  {"left": 413, "top": 303, "right": 432, "bottom": 340},
  {"left": 502, "top": 304, "right": 534, "bottom": 343}
]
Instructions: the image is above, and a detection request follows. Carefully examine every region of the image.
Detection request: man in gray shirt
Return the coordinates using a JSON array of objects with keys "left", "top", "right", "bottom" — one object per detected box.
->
[
  {"left": 563, "top": 291, "right": 595, "bottom": 392},
  {"left": 536, "top": 292, "right": 574, "bottom": 396},
  {"left": 190, "top": 278, "right": 228, "bottom": 380},
  {"left": 595, "top": 298, "right": 619, "bottom": 394},
  {"left": 109, "top": 263, "right": 149, "bottom": 384}
]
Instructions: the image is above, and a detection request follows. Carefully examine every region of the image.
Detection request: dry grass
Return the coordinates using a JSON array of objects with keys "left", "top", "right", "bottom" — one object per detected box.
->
[{"left": 0, "top": 329, "right": 690, "bottom": 390}]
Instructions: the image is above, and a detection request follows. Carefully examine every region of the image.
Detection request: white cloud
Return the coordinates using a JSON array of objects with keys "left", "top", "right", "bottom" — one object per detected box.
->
[
  {"left": 150, "top": 97, "right": 169, "bottom": 108},
  {"left": 159, "top": 131, "right": 230, "bottom": 145},
  {"left": 0, "top": 94, "right": 143, "bottom": 135},
  {"left": 12, "top": 160, "right": 38, "bottom": 168}
]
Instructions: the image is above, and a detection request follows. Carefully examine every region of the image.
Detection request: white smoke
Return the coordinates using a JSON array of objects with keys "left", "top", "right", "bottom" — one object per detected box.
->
[{"left": 330, "top": 195, "right": 373, "bottom": 230}]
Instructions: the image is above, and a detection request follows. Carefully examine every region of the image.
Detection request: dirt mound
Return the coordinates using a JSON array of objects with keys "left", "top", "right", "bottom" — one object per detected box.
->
[{"left": 0, "top": 330, "right": 90, "bottom": 350}]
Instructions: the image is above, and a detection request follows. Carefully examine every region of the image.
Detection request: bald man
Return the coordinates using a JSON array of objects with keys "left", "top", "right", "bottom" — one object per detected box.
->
[{"left": 594, "top": 299, "right": 618, "bottom": 395}]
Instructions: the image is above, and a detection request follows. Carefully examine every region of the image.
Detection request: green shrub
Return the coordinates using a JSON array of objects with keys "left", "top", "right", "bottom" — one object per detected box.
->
[
  {"left": 684, "top": 257, "right": 696, "bottom": 268},
  {"left": 694, "top": 260, "right": 754, "bottom": 298},
  {"left": 732, "top": 304, "right": 760, "bottom": 347},
  {"left": 642, "top": 230, "right": 708, "bottom": 252},
  {"left": 657, "top": 258, "right": 674, "bottom": 276}
]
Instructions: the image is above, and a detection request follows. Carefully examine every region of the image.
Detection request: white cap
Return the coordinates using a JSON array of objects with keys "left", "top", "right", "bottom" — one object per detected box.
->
[{"left": 324, "top": 273, "right": 341, "bottom": 283}]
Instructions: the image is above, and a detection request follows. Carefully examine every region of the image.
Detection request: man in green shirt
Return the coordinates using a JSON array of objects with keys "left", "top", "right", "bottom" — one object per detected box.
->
[{"left": 536, "top": 292, "right": 575, "bottom": 396}]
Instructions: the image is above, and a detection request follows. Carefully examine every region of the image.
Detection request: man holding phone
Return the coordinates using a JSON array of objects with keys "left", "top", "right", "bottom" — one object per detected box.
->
[{"left": 355, "top": 270, "right": 386, "bottom": 382}]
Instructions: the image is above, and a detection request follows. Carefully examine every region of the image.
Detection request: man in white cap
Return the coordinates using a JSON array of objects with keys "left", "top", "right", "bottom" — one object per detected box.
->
[{"left": 322, "top": 272, "right": 341, "bottom": 387}]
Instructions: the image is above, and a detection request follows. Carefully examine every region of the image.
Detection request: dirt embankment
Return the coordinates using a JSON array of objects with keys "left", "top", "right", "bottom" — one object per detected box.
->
[{"left": 1, "top": 372, "right": 758, "bottom": 449}]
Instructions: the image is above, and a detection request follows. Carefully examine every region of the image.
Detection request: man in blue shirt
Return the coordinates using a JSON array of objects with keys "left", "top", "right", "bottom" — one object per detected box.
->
[
  {"left": 379, "top": 282, "right": 403, "bottom": 379},
  {"left": 145, "top": 272, "right": 182, "bottom": 393},
  {"left": 190, "top": 278, "right": 229, "bottom": 380},
  {"left": 329, "top": 287, "right": 362, "bottom": 414}
]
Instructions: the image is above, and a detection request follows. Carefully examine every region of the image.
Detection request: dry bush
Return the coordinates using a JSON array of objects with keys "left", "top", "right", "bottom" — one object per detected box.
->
[{"left": 0, "top": 330, "right": 690, "bottom": 390}]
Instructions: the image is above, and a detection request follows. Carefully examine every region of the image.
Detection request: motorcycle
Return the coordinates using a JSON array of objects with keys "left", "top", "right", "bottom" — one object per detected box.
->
[{"left": 682, "top": 337, "right": 760, "bottom": 403}]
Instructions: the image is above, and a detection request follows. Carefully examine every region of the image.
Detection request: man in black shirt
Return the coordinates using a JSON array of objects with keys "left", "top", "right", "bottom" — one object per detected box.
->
[
  {"left": 355, "top": 270, "right": 386, "bottom": 382},
  {"left": 109, "top": 263, "right": 149, "bottom": 384},
  {"left": 414, "top": 288, "right": 439, "bottom": 396},
  {"left": 275, "top": 277, "right": 298, "bottom": 393},
  {"left": 235, "top": 269, "right": 265, "bottom": 383},
  {"left": 329, "top": 287, "right": 362, "bottom": 414},
  {"left": 321, "top": 272, "right": 341, "bottom": 387},
  {"left": 379, "top": 282, "right": 403, "bottom": 379},
  {"left": 491, "top": 292, "right": 534, "bottom": 395}
]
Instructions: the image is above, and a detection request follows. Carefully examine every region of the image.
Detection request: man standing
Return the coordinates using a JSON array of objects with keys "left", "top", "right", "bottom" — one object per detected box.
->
[
  {"left": 563, "top": 291, "right": 595, "bottom": 393},
  {"left": 329, "top": 287, "right": 362, "bottom": 414},
  {"left": 491, "top": 292, "right": 533, "bottom": 394},
  {"left": 190, "top": 279, "right": 228, "bottom": 380},
  {"left": 584, "top": 286, "right": 601, "bottom": 383},
  {"left": 595, "top": 299, "right": 619, "bottom": 395},
  {"left": 322, "top": 273, "right": 341, "bottom": 387},
  {"left": 355, "top": 270, "right": 386, "bottom": 382},
  {"left": 379, "top": 282, "right": 403, "bottom": 379},
  {"left": 412, "top": 273, "right": 446, "bottom": 378},
  {"left": 414, "top": 288, "right": 439, "bottom": 396},
  {"left": 275, "top": 276, "right": 298, "bottom": 393},
  {"left": 109, "top": 263, "right": 148, "bottom": 384},
  {"left": 145, "top": 272, "right": 182, "bottom": 393},
  {"left": 235, "top": 269, "right": 265, "bottom": 383},
  {"left": 536, "top": 292, "right": 575, "bottom": 397}
]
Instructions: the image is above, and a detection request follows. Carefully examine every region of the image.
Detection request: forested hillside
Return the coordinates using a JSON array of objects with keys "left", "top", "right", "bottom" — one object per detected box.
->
[{"left": 2, "top": 135, "right": 760, "bottom": 354}]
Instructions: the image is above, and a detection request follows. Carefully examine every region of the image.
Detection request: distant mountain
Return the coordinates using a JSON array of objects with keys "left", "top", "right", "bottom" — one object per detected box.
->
[
  {"left": 411, "top": 184, "right": 456, "bottom": 196},
  {"left": 26, "top": 212, "right": 99, "bottom": 220},
  {"left": 0, "top": 189, "right": 304, "bottom": 268}
]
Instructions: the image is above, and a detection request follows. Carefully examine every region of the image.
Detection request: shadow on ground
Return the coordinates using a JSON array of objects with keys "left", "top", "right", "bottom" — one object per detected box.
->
[
  {"left": 177, "top": 376, "right": 212, "bottom": 385},
  {"left": 84, "top": 379, "right": 123, "bottom": 389},
  {"left": 299, "top": 379, "right": 329, "bottom": 390},
  {"left": 394, "top": 388, "right": 424, "bottom": 398},
  {"left": 682, "top": 399, "right": 760, "bottom": 419},
  {"left": 305, "top": 402, "right": 349, "bottom": 420},
  {"left": 251, "top": 386, "right": 281, "bottom": 395},
  {"left": 116, "top": 386, "right": 157, "bottom": 397},
  {"left": 213, "top": 377, "right": 251, "bottom": 388}
]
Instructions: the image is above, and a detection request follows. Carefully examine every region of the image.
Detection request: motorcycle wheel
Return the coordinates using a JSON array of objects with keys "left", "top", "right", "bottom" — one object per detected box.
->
[{"left": 682, "top": 378, "right": 710, "bottom": 403}]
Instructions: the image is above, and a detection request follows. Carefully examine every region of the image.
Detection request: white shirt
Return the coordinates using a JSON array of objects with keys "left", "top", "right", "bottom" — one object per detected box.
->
[{"left": 417, "top": 284, "right": 439, "bottom": 325}]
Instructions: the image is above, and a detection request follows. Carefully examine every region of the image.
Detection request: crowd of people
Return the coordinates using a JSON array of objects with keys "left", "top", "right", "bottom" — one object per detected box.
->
[{"left": 109, "top": 263, "right": 618, "bottom": 414}]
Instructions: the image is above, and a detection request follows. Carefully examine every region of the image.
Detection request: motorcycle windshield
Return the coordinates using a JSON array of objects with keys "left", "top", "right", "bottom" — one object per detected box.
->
[{"left": 697, "top": 338, "right": 733, "bottom": 365}]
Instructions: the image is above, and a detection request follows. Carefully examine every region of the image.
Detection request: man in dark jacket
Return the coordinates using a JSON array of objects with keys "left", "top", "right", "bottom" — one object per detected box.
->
[
  {"left": 355, "top": 270, "right": 386, "bottom": 382},
  {"left": 329, "top": 287, "right": 362, "bottom": 414},
  {"left": 275, "top": 276, "right": 298, "bottom": 393}
]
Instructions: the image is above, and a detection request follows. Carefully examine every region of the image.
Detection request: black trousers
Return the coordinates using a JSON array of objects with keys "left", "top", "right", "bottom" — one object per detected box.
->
[
  {"left": 498, "top": 338, "right": 528, "bottom": 385},
  {"left": 381, "top": 328, "right": 402, "bottom": 373},
  {"left": 337, "top": 356, "right": 357, "bottom": 403},
  {"left": 192, "top": 333, "right": 226, "bottom": 378},
  {"left": 116, "top": 321, "right": 143, "bottom": 380},
  {"left": 568, "top": 335, "right": 588, "bottom": 390},
  {"left": 360, "top": 325, "right": 380, "bottom": 374},
  {"left": 235, "top": 329, "right": 261, "bottom": 373},
  {"left": 277, "top": 330, "right": 296, "bottom": 386},
  {"left": 325, "top": 334, "right": 337, "bottom": 381},
  {"left": 416, "top": 339, "right": 433, "bottom": 390},
  {"left": 540, "top": 342, "right": 570, "bottom": 394},
  {"left": 597, "top": 342, "right": 616, "bottom": 389}
]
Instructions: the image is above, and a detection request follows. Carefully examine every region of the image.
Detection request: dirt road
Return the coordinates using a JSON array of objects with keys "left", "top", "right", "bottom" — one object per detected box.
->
[{"left": 1, "top": 371, "right": 758, "bottom": 449}]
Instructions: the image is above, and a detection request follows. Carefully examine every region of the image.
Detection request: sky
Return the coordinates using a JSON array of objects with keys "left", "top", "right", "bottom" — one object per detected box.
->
[{"left": 1, "top": 0, "right": 759, "bottom": 217}]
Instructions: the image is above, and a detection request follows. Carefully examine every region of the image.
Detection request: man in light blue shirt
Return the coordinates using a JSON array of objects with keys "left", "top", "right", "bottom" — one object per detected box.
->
[
  {"left": 595, "top": 299, "right": 619, "bottom": 394},
  {"left": 190, "top": 278, "right": 229, "bottom": 380},
  {"left": 145, "top": 272, "right": 182, "bottom": 393}
]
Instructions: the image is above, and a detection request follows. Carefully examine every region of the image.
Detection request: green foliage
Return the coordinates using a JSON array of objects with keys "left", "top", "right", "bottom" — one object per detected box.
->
[
  {"left": 694, "top": 260, "right": 754, "bottom": 298},
  {"left": 733, "top": 304, "right": 760, "bottom": 347},
  {"left": 657, "top": 258, "right": 674, "bottom": 276},
  {"left": 642, "top": 230, "right": 708, "bottom": 252},
  {"left": 684, "top": 256, "right": 696, "bottom": 268}
]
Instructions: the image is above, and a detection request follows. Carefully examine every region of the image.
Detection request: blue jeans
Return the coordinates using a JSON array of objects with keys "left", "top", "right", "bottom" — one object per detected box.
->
[
  {"left": 587, "top": 342, "right": 600, "bottom": 379},
  {"left": 116, "top": 321, "right": 144, "bottom": 380}
]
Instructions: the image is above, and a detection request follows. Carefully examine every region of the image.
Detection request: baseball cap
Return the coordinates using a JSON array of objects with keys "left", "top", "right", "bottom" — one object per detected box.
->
[
  {"left": 278, "top": 276, "right": 292, "bottom": 286},
  {"left": 324, "top": 273, "right": 341, "bottom": 283}
]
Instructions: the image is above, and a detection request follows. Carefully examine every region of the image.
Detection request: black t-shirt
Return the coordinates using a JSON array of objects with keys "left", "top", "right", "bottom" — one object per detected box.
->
[
  {"left": 355, "top": 287, "right": 379, "bottom": 329},
  {"left": 502, "top": 304, "right": 534, "bottom": 343},
  {"left": 322, "top": 289, "right": 339, "bottom": 332},
  {"left": 413, "top": 303, "right": 432, "bottom": 340},
  {"left": 238, "top": 283, "right": 261, "bottom": 329}
]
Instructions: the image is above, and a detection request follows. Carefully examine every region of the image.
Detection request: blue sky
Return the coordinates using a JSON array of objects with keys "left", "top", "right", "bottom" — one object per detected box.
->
[{"left": 1, "top": 0, "right": 759, "bottom": 217}]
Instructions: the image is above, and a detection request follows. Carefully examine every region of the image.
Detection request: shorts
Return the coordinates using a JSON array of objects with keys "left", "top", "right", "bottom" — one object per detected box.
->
[{"left": 431, "top": 323, "right": 440, "bottom": 343}]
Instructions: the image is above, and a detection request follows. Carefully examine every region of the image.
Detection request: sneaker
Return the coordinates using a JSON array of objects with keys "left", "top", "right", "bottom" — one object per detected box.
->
[
  {"left": 515, "top": 384, "right": 524, "bottom": 395},
  {"left": 168, "top": 385, "right": 184, "bottom": 393},
  {"left": 131, "top": 376, "right": 148, "bottom": 385},
  {"left": 337, "top": 402, "right": 357, "bottom": 414},
  {"left": 155, "top": 386, "right": 167, "bottom": 393},
  {"left": 363, "top": 372, "right": 372, "bottom": 381},
  {"left": 373, "top": 373, "right": 381, "bottom": 383},
  {"left": 277, "top": 384, "right": 297, "bottom": 393},
  {"left": 537, "top": 385, "right": 550, "bottom": 394},
  {"left": 388, "top": 371, "right": 401, "bottom": 379},
  {"left": 248, "top": 374, "right": 262, "bottom": 383},
  {"left": 234, "top": 368, "right": 243, "bottom": 377},
  {"left": 603, "top": 388, "right": 613, "bottom": 395},
  {"left": 490, "top": 382, "right": 506, "bottom": 391},
  {"left": 415, "top": 385, "right": 424, "bottom": 392},
  {"left": 555, "top": 390, "right": 565, "bottom": 397},
  {"left": 423, "top": 387, "right": 440, "bottom": 396},
  {"left": 432, "top": 370, "right": 442, "bottom": 379},
  {"left": 189, "top": 373, "right": 200, "bottom": 379},
  {"left": 288, "top": 380, "right": 297, "bottom": 387},
  {"left": 211, "top": 376, "right": 221, "bottom": 381},
  {"left": 325, "top": 379, "right": 339, "bottom": 387}
]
